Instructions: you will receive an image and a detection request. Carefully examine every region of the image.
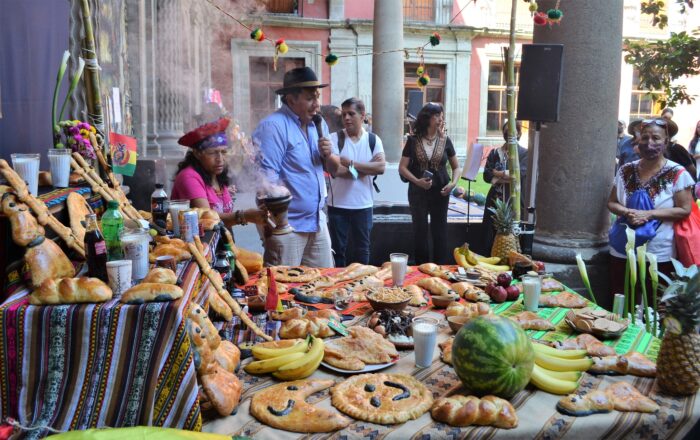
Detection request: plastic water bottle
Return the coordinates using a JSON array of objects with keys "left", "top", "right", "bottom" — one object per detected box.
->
[{"left": 102, "top": 200, "right": 124, "bottom": 261}]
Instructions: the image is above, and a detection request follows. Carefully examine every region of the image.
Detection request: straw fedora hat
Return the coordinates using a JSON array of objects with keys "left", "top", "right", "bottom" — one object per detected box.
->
[{"left": 275, "top": 67, "right": 328, "bottom": 95}]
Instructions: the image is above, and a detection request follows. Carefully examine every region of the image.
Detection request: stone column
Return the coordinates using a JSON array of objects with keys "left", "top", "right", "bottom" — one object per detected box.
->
[
  {"left": 531, "top": 0, "right": 623, "bottom": 310},
  {"left": 372, "top": 0, "right": 404, "bottom": 163}
]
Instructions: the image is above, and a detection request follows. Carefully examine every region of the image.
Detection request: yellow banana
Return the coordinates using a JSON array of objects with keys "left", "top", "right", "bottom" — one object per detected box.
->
[
  {"left": 530, "top": 364, "right": 580, "bottom": 395},
  {"left": 474, "top": 255, "right": 503, "bottom": 265},
  {"left": 477, "top": 261, "right": 511, "bottom": 272},
  {"left": 541, "top": 368, "right": 582, "bottom": 382},
  {"left": 244, "top": 352, "right": 305, "bottom": 375},
  {"left": 534, "top": 351, "right": 593, "bottom": 372},
  {"left": 459, "top": 243, "right": 480, "bottom": 266},
  {"left": 532, "top": 343, "right": 587, "bottom": 360},
  {"left": 252, "top": 338, "right": 308, "bottom": 360},
  {"left": 453, "top": 248, "right": 472, "bottom": 268},
  {"left": 273, "top": 336, "right": 324, "bottom": 380}
]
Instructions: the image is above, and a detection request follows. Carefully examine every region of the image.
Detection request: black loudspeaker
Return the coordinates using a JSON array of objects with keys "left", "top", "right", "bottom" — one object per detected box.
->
[
  {"left": 407, "top": 90, "right": 424, "bottom": 119},
  {"left": 517, "top": 44, "right": 564, "bottom": 122}
]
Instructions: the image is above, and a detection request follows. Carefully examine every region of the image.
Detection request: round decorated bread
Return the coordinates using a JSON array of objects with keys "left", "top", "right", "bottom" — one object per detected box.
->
[
  {"left": 331, "top": 373, "right": 434, "bottom": 424},
  {"left": 272, "top": 266, "right": 322, "bottom": 283}
]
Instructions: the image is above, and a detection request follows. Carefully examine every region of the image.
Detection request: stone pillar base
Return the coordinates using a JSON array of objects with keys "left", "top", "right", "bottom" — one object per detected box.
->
[{"left": 533, "top": 235, "right": 612, "bottom": 310}]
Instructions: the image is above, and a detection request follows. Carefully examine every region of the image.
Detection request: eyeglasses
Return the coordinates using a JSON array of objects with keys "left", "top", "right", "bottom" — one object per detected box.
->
[{"left": 642, "top": 118, "right": 667, "bottom": 126}]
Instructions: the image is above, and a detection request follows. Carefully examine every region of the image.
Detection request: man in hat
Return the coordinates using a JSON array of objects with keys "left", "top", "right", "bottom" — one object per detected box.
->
[
  {"left": 662, "top": 117, "right": 697, "bottom": 181},
  {"left": 252, "top": 66, "right": 334, "bottom": 267},
  {"left": 617, "top": 119, "right": 642, "bottom": 169}
]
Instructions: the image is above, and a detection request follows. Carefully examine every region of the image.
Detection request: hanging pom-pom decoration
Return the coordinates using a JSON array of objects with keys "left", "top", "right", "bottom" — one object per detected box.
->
[
  {"left": 533, "top": 11, "right": 548, "bottom": 26},
  {"left": 275, "top": 39, "right": 288, "bottom": 54},
  {"left": 547, "top": 8, "right": 563, "bottom": 24},
  {"left": 325, "top": 53, "right": 339, "bottom": 66},
  {"left": 417, "top": 74, "right": 430, "bottom": 88},
  {"left": 416, "top": 65, "right": 425, "bottom": 76},
  {"left": 250, "top": 28, "right": 265, "bottom": 42},
  {"left": 528, "top": 1, "right": 538, "bottom": 14},
  {"left": 429, "top": 32, "right": 441, "bottom": 47}
]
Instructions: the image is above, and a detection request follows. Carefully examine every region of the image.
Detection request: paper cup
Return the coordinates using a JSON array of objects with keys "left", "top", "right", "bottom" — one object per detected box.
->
[{"left": 106, "top": 260, "right": 132, "bottom": 298}]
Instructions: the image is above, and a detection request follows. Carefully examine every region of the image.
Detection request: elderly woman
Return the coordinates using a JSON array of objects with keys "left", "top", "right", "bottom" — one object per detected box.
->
[
  {"left": 608, "top": 118, "right": 694, "bottom": 301},
  {"left": 172, "top": 117, "right": 267, "bottom": 228},
  {"left": 399, "top": 102, "right": 460, "bottom": 264}
]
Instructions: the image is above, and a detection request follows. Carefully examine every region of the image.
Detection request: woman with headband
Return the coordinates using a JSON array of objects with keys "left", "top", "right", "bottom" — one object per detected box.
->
[{"left": 172, "top": 118, "right": 268, "bottom": 227}]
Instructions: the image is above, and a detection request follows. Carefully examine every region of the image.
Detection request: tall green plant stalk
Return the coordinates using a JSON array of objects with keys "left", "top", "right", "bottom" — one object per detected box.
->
[
  {"left": 52, "top": 51, "right": 70, "bottom": 136},
  {"left": 637, "top": 245, "right": 650, "bottom": 332},
  {"left": 58, "top": 58, "right": 85, "bottom": 123},
  {"left": 79, "top": 0, "right": 104, "bottom": 137},
  {"left": 647, "top": 253, "right": 659, "bottom": 335},
  {"left": 623, "top": 263, "right": 630, "bottom": 318},
  {"left": 506, "top": 0, "right": 521, "bottom": 221},
  {"left": 627, "top": 248, "right": 637, "bottom": 325}
]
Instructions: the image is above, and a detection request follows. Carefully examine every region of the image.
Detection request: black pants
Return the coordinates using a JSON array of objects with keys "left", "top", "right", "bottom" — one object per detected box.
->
[
  {"left": 328, "top": 206, "right": 373, "bottom": 267},
  {"left": 408, "top": 187, "right": 450, "bottom": 264}
]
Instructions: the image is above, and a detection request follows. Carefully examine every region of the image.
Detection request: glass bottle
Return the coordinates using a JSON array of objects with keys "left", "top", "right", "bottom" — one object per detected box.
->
[
  {"left": 102, "top": 200, "right": 124, "bottom": 261},
  {"left": 213, "top": 251, "right": 233, "bottom": 291},
  {"left": 84, "top": 213, "right": 108, "bottom": 282},
  {"left": 151, "top": 183, "right": 169, "bottom": 229}
]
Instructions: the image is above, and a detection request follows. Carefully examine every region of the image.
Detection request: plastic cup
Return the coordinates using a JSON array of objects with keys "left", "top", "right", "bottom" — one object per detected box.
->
[
  {"left": 522, "top": 274, "right": 542, "bottom": 312},
  {"left": 168, "top": 200, "right": 190, "bottom": 237},
  {"left": 11, "top": 153, "right": 40, "bottom": 195},
  {"left": 48, "top": 149, "right": 72, "bottom": 188},
  {"left": 412, "top": 317, "right": 438, "bottom": 368},
  {"left": 106, "top": 260, "right": 132, "bottom": 298},
  {"left": 390, "top": 253, "right": 408, "bottom": 287},
  {"left": 120, "top": 228, "right": 151, "bottom": 281}
]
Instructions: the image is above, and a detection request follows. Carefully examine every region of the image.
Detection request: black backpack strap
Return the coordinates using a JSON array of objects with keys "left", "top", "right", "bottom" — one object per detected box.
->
[
  {"left": 368, "top": 133, "right": 380, "bottom": 192},
  {"left": 338, "top": 130, "right": 346, "bottom": 153}
]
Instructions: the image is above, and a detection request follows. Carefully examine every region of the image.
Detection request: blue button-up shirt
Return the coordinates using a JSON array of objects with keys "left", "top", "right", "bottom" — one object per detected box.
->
[{"left": 253, "top": 104, "right": 328, "bottom": 233}]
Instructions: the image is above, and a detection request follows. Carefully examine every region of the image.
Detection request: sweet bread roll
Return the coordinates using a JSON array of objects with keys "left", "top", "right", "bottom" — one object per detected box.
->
[
  {"left": 154, "top": 235, "right": 187, "bottom": 249},
  {"left": 25, "top": 239, "right": 76, "bottom": 287},
  {"left": 236, "top": 247, "right": 262, "bottom": 274},
  {"left": 66, "top": 192, "right": 91, "bottom": 244},
  {"left": 38, "top": 171, "right": 52, "bottom": 187},
  {"left": 149, "top": 244, "right": 192, "bottom": 263},
  {"left": 30, "top": 277, "right": 112, "bottom": 305},
  {"left": 206, "top": 284, "right": 233, "bottom": 321},
  {"left": 431, "top": 395, "right": 518, "bottom": 428},
  {"left": 120, "top": 282, "right": 183, "bottom": 304},
  {"left": 142, "top": 267, "right": 177, "bottom": 285},
  {"left": 201, "top": 218, "right": 219, "bottom": 231},
  {"left": 213, "top": 340, "right": 241, "bottom": 373},
  {"left": 200, "top": 366, "right": 242, "bottom": 416}
]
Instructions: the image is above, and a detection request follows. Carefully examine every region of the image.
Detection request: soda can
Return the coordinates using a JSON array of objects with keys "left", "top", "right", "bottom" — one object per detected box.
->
[
  {"left": 198, "top": 221, "right": 205, "bottom": 237},
  {"left": 612, "top": 293, "right": 625, "bottom": 318},
  {"left": 179, "top": 209, "right": 199, "bottom": 243}
]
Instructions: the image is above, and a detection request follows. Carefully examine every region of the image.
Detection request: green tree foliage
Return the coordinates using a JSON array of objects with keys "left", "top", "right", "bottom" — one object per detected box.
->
[{"left": 624, "top": 1, "right": 698, "bottom": 107}]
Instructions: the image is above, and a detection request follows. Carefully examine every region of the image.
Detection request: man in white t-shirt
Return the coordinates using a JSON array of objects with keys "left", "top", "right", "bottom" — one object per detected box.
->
[{"left": 324, "top": 98, "right": 386, "bottom": 266}]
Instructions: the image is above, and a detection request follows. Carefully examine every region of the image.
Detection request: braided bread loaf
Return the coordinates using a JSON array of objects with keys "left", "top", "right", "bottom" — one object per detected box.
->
[{"left": 430, "top": 395, "right": 518, "bottom": 429}]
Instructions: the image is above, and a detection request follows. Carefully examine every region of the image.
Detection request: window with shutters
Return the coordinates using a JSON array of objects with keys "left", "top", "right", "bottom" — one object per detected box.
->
[
  {"left": 262, "top": 0, "right": 297, "bottom": 14},
  {"left": 486, "top": 61, "right": 520, "bottom": 134},
  {"left": 404, "top": 0, "right": 435, "bottom": 22},
  {"left": 403, "top": 63, "right": 446, "bottom": 134},
  {"left": 629, "top": 69, "right": 663, "bottom": 120}
]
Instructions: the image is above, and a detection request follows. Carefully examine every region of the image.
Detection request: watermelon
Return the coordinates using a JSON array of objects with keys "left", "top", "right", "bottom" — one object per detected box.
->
[{"left": 452, "top": 314, "right": 534, "bottom": 399}]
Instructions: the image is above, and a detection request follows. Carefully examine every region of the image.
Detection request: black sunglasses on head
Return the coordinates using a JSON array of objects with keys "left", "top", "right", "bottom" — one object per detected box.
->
[{"left": 642, "top": 118, "right": 667, "bottom": 126}]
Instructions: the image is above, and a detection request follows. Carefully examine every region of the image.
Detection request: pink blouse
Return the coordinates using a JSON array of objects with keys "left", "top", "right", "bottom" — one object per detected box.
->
[{"left": 171, "top": 166, "right": 233, "bottom": 214}]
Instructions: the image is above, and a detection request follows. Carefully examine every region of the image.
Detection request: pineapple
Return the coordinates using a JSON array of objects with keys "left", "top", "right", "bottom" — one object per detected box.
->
[
  {"left": 488, "top": 198, "right": 520, "bottom": 265},
  {"left": 656, "top": 269, "right": 700, "bottom": 396}
]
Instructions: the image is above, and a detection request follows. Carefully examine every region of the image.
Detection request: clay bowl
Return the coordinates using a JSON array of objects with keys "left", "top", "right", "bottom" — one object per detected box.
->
[
  {"left": 366, "top": 295, "right": 410, "bottom": 312},
  {"left": 432, "top": 295, "right": 459, "bottom": 309},
  {"left": 447, "top": 315, "right": 471, "bottom": 333}
]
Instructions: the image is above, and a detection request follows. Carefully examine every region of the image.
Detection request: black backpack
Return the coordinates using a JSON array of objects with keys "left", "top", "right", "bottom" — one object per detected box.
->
[{"left": 336, "top": 131, "right": 380, "bottom": 192}]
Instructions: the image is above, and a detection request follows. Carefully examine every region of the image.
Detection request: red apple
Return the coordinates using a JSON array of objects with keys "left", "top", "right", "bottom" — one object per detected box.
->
[
  {"left": 490, "top": 286, "right": 508, "bottom": 303},
  {"left": 505, "top": 285, "right": 520, "bottom": 301},
  {"left": 485, "top": 282, "right": 497, "bottom": 295},
  {"left": 534, "top": 261, "right": 546, "bottom": 272},
  {"left": 497, "top": 272, "right": 513, "bottom": 288}
]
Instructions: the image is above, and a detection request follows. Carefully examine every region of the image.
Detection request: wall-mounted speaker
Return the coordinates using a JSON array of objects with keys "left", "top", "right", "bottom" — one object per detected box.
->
[{"left": 516, "top": 44, "right": 564, "bottom": 122}]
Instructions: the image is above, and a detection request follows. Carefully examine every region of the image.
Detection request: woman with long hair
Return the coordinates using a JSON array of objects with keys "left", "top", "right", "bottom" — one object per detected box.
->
[
  {"left": 399, "top": 102, "right": 460, "bottom": 264},
  {"left": 172, "top": 118, "right": 268, "bottom": 228}
]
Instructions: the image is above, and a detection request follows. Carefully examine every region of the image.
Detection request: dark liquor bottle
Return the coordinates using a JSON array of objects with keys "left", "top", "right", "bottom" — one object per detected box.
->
[
  {"left": 150, "top": 183, "right": 169, "bottom": 229},
  {"left": 84, "top": 213, "right": 108, "bottom": 282}
]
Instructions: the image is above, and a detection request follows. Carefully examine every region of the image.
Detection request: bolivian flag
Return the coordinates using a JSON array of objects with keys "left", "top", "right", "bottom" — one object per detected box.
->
[{"left": 109, "top": 133, "right": 137, "bottom": 176}]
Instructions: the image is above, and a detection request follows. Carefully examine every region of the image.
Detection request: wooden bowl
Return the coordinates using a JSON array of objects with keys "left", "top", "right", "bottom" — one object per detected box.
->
[
  {"left": 447, "top": 315, "right": 471, "bottom": 333},
  {"left": 432, "top": 295, "right": 459, "bottom": 309},
  {"left": 366, "top": 295, "right": 410, "bottom": 312}
]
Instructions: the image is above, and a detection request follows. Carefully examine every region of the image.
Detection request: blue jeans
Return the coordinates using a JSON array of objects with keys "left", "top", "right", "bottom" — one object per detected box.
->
[{"left": 328, "top": 206, "right": 373, "bottom": 267}]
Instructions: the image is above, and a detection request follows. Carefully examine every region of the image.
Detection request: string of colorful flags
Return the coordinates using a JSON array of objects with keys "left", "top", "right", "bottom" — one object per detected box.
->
[{"left": 205, "top": 0, "right": 563, "bottom": 88}]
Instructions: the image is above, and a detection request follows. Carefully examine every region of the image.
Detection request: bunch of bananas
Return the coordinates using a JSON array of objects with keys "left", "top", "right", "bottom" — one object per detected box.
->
[
  {"left": 244, "top": 336, "right": 324, "bottom": 380},
  {"left": 453, "top": 243, "right": 509, "bottom": 272},
  {"left": 529, "top": 343, "right": 593, "bottom": 395}
]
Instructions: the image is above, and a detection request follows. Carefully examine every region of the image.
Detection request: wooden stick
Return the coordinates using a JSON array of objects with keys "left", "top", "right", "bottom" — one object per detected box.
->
[
  {"left": 186, "top": 242, "right": 271, "bottom": 341},
  {"left": 70, "top": 158, "right": 116, "bottom": 203},
  {"left": 0, "top": 159, "right": 86, "bottom": 257}
]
